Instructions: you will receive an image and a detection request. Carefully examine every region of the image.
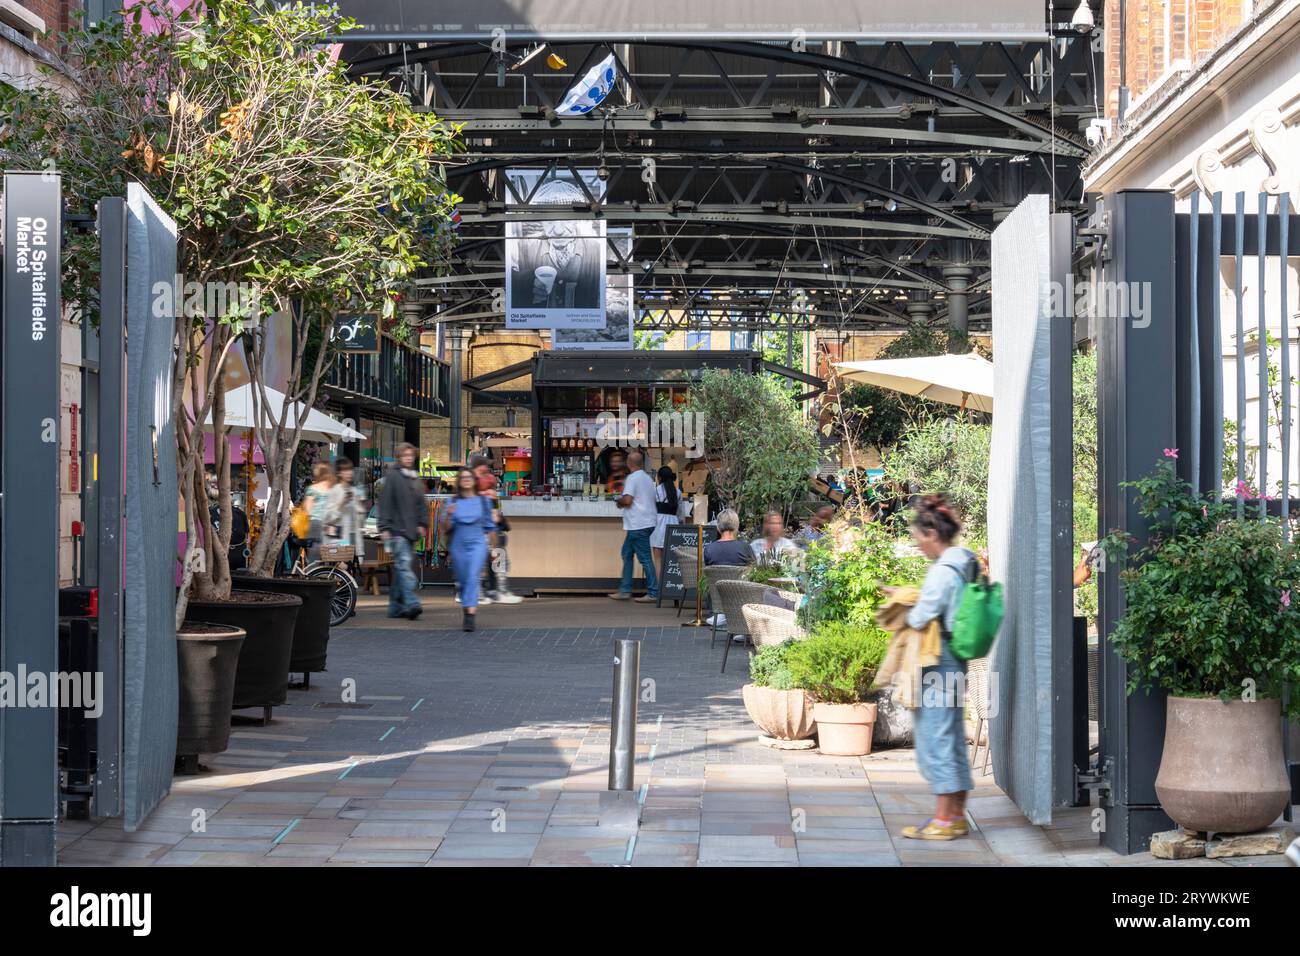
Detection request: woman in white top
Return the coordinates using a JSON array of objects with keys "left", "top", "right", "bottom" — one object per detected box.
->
[
  {"left": 322, "top": 457, "right": 367, "bottom": 555},
  {"left": 650, "top": 466, "right": 682, "bottom": 575},
  {"left": 750, "top": 510, "right": 798, "bottom": 562}
]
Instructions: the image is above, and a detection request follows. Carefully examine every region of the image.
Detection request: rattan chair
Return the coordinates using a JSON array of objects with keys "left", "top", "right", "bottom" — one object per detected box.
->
[
  {"left": 967, "top": 656, "right": 992, "bottom": 776},
  {"left": 742, "top": 602, "right": 808, "bottom": 647},
  {"left": 714, "top": 580, "right": 800, "bottom": 673},
  {"left": 702, "top": 564, "right": 748, "bottom": 639},
  {"left": 672, "top": 545, "right": 701, "bottom": 618}
]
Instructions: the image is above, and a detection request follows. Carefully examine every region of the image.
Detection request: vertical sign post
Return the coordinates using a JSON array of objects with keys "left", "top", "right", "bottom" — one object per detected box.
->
[{"left": 0, "top": 171, "right": 63, "bottom": 865}]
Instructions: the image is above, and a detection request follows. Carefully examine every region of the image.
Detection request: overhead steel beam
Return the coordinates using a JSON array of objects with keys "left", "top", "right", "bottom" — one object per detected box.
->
[{"left": 460, "top": 208, "right": 976, "bottom": 240}]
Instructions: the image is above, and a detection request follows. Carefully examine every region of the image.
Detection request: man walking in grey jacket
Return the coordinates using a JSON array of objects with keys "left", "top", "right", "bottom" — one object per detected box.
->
[{"left": 378, "top": 442, "right": 426, "bottom": 620}]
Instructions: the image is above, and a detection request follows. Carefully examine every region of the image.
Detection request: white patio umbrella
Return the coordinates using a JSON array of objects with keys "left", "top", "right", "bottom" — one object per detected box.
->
[
  {"left": 202, "top": 384, "right": 366, "bottom": 442},
  {"left": 833, "top": 351, "right": 995, "bottom": 414}
]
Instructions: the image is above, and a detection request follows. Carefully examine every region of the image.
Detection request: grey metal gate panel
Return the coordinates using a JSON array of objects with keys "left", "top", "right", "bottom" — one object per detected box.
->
[
  {"left": 987, "top": 194, "right": 1074, "bottom": 824},
  {"left": 122, "top": 183, "right": 179, "bottom": 830}
]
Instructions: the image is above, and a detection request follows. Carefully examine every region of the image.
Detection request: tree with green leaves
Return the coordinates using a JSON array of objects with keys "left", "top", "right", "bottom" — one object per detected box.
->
[
  {"left": 881, "top": 416, "right": 992, "bottom": 545},
  {"left": 677, "top": 368, "right": 819, "bottom": 529},
  {"left": 1, "top": 2, "right": 462, "bottom": 622}
]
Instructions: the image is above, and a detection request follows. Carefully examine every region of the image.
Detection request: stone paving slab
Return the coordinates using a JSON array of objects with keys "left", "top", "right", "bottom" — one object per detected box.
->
[{"left": 56, "top": 597, "right": 1299, "bottom": 868}]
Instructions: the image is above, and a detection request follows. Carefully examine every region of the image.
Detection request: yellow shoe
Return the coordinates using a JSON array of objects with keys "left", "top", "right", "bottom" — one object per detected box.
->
[{"left": 901, "top": 818, "right": 967, "bottom": 841}]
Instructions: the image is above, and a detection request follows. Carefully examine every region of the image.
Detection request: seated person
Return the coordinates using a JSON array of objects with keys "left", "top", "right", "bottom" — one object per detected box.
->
[
  {"left": 750, "top": 510, "right": 798, "bottom": 562},
  {"left": 796, "top": 503, "right": 835, "bottom": 548},
  {"left": 703, "top": 509, "right": 753, "bottom": 566}
]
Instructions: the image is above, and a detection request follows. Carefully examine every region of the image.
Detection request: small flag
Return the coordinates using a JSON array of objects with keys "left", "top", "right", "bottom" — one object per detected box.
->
[{"left": 556, "top": 53, "right": 618, "bottom": 116}]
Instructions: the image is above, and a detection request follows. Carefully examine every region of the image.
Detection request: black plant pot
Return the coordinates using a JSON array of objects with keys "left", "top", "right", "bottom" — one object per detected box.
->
[
  {"left": 233, "top": 574, "right": 333, "bottom": 676},
  {"left": 176, "top": 622, "right": 245, "bottom": 765},
  {"left": 184, "top": 590, "right": 301, "bottom": 718}
]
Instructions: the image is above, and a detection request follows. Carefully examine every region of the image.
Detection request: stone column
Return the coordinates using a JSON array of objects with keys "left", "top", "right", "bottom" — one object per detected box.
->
[
  {"left": 447, "top": 327, "right": 467, "bottom": 462},
  {"left": 943, "top": 264, "right": 973, "bottom": 351}
]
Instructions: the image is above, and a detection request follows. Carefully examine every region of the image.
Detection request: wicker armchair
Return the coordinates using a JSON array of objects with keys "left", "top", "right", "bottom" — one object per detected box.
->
[
  {"left": 743, "top": 603, "right": 808, "bottom": 647},
  {"left": 702, "top": 564, "right": 748, "bottom": 638},
  {"left": 672, "top": 545, "right": 701, "bottom": 617},
  {"left": 714, "top": 580, "right": 801, "bottom": 673},
  {"left": 967, "top": 657, "right": 992, "bottom": 776}
]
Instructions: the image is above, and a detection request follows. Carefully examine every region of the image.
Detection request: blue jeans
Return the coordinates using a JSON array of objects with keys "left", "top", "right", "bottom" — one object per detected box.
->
[
  {"left": 619, "top": 527, "right": 658, "bottom": 597},
  {"left": 915, "top": 641, "right": 974, "bottom": 795},
  {"left": 387, "top": 536, "right": 421, "bottom": 617}
]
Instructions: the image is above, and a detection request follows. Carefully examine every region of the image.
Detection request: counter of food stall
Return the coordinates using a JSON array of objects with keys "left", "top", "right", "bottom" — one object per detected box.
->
[{"left": 499, "top": 496, "right": 640, "bottom": 593}]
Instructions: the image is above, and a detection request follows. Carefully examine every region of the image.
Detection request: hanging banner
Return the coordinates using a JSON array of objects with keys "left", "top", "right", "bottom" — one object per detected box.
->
[
  {"left": 504, "top": 168, "right": 606, "bottom": 330},
  {"left": 555, "top": 230, "right": 634, "bottom": 350}
]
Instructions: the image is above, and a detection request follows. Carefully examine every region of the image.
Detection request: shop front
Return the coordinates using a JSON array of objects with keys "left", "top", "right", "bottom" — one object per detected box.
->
[{"left": 463, "top": 349, "right": 822, "bottom": 594}]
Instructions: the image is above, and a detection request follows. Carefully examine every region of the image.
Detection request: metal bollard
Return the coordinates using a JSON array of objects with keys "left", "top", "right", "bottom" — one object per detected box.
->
[{"left": 608, "top": 639, "right": 640, "bottom": 791}]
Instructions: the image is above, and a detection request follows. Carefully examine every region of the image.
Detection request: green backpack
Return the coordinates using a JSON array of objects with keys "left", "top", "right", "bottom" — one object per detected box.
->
[{"left": 948, "top": 561, "right": 1004, "bottom": 662}]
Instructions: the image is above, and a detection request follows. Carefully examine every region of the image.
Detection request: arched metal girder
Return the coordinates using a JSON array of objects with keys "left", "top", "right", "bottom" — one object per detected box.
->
[
  {"left": 460, "top": 208, "right": 975, "bottom": 240},
  {"left": 342, "top": 39, "right": 1085, "bottom": 158},
  {"left": 443, "top": 228, "right": 951, "bottom": 293},
  {"left": 692, "top": 40, "right": 1084, "bottom": 156},
  {"left": 447, "top": 153, "right": 989, "bottom": 238}
]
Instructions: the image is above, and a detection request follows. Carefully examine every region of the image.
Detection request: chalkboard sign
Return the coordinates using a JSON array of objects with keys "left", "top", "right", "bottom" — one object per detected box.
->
[{"left": 658, "top": 523, "right": 719, "bottom": 601}]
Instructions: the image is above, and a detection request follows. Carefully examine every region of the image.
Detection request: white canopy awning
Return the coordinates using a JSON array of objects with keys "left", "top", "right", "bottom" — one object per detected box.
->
[
  {"left": 833, "top": 351, "right": 995, "bottom": 414},
  {"left": 202, "top": 384, "right": 366, "bottom": 443}
]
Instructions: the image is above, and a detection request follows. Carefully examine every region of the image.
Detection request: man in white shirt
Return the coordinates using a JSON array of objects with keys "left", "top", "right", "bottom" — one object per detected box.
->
[{"left": 610, "top": 449, "right": 660, "bottom": 603}]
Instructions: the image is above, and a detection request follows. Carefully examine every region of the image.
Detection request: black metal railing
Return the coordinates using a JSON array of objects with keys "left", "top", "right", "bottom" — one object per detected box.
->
[{"left": 325, "top": 337, "right": 449, "bottom": 416}]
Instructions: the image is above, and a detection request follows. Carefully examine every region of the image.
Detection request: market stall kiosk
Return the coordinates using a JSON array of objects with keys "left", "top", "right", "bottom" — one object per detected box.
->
[{"left": 462, "top": 350, "right": 823, "bottom": 594}]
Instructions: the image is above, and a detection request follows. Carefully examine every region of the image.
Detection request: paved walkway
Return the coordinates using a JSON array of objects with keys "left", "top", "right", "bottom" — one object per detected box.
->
[{"left": 59, "top": 595, "right": 1293, "bottom": 866}]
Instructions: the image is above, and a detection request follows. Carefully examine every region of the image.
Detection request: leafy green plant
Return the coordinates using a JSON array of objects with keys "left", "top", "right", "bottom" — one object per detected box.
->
[
  {"left": 749, "top": 640, "right": 798, "bottom": 690},
  {"left": 785, "top": 623, "right": 890, "bottom": 704},
  {"left": 882, "top": 416, "right": 991, "bottom": 544},
  {"left": 1101, "top": 456, "right": 1300, "bottom": 718},
  {"left": 799, "top": 519, "right": 925, "bottom": 628},
  {"left": 1073, "top": 350, "right": 1099, "bottom": 623},
  {"left": 745, "top": 551, "right": 799, "bottom": 585},
  {"left": 677, "top": 368, "right": 820, "bottom": 528}
]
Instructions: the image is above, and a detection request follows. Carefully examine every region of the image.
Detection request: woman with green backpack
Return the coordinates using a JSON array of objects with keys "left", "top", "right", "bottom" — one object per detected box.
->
[{"left": 899, "top": 494, "right": 984, "bottom": 842}]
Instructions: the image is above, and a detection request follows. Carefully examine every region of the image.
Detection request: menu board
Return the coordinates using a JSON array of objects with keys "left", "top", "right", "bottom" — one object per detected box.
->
[{"left": 659, "top": 523, "right": 719, "bottom": 602}]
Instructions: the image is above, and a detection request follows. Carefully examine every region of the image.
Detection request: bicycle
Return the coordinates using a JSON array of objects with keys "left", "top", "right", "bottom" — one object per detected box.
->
[{"left": 287, "top": 537, "right": 359, "bottom": 626}]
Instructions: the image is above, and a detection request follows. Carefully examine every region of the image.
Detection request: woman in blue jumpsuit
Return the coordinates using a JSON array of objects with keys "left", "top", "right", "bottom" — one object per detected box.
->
[{"left": 442, "top": 468, "right": 497, "bottom": 632}]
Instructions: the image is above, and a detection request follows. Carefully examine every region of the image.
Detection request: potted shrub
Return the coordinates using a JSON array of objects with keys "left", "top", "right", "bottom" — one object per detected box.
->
[
  {"left": 1102, "top": 456, "right": 1300, "bottom": 834},
  {"left": 175, "top": 622, "right": 246, "bottom": 771},
  {"left": 742, "top": 641, "right": 816, "bottom": 743},
  {"left": 786, "top": 621, "right": 889, "bottom": 756}
]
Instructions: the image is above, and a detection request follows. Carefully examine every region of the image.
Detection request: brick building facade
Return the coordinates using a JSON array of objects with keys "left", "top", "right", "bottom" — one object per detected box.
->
[{"left": 1102, "top": 0, "right": 1253, "bottom": 121}]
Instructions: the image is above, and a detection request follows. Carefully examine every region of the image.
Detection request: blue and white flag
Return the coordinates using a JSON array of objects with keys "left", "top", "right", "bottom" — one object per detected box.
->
[{"left": 556, "top": 53, "right": 618, "bottom": 116}]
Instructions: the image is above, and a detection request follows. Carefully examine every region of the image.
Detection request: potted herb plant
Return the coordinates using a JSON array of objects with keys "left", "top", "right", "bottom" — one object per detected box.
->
[
  {"left": 1102, "top": 455, "right": 1300, "bottom": 834},
  {"left": 742, "top": 641, "right": 816, "bottom": 744},
  {"left": 786, "top": 622, "right": 889, "bottom": 756}
]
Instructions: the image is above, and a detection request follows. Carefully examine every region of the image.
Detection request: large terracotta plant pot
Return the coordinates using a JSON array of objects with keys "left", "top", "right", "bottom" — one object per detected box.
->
[
  {"left": 176, "top": 623, "right": 245, "bottom": 761},
  {"left": 812, "top": 701, "right": 878, "bottom": 756},
  {"left": 742, "top": 684, "right": 816, "bottom": 740},
  {"left": 184, "top": 590, "right": 301, "bottom": 718},
  {"left": 233, "top": 573, "right": 333, "bottom": 675},
  {"left": 1155, "top": 696, "right": 1290, "bottom": 834}
]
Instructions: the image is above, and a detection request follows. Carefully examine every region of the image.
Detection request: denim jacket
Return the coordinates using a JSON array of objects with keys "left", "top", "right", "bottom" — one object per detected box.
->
[{"left": 905, "top": 546, "right": 978, "bottom": 634}]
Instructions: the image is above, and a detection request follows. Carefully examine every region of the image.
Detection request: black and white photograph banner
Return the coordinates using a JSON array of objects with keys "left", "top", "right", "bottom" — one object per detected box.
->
[
  {"left": 554, "top": 231, "right": 634, "bottom": 350},
  {"left": 505, "top": 167, "right": 606, "bottom": 330}
]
